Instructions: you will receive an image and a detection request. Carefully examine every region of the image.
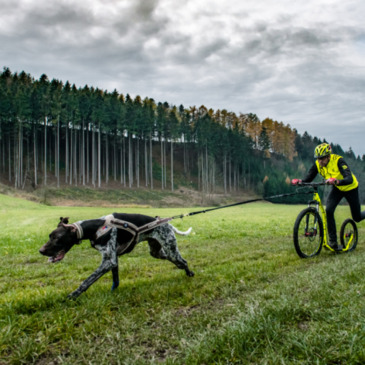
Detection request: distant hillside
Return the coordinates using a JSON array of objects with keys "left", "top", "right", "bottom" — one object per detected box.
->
[{"left": 1, "top": 67, "right": 365, "bottom": 203}]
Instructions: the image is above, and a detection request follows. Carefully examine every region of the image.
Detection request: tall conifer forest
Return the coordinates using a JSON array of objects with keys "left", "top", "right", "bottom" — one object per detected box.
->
[{"left": 1, "top": 67, "right": 365, "bottom": 202}]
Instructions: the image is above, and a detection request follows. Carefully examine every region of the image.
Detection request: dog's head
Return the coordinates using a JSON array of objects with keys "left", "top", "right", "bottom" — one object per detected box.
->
[{"left": 39, "top": 217, "right": 81, "bottom": 263}]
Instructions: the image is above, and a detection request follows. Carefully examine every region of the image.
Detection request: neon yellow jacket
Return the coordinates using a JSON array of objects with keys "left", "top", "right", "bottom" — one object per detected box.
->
[{"left": 315, "top": 154, "right": 358, "bottom": 191}]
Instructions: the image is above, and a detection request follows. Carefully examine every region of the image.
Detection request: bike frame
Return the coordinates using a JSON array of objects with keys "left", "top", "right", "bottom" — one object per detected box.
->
[
  {"left": 306, "top": 185, "right": 331, "bottom": 250},
  {"left": 301, "top": 182, "right": 354, "bottom": 252}
]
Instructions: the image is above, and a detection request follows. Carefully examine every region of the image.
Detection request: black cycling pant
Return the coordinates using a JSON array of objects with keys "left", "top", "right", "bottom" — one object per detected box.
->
[{"left": 326, "top": 187, "right": 365, "bottom": 242}]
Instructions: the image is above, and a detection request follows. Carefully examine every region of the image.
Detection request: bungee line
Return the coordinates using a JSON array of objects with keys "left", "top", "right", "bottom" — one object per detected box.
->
[{"left": 169, "top": 189, "right": 315, "bottom": 221}]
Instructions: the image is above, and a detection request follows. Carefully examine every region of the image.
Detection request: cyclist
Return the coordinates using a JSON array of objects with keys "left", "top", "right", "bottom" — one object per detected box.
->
[{"left": 292, "top": 142, "right": 365, "bottom": 251}]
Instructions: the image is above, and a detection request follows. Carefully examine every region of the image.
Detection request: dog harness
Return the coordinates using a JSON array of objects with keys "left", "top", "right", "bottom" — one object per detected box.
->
[{"left": 75, "top": 215, "right": 172, "bottom": 255}]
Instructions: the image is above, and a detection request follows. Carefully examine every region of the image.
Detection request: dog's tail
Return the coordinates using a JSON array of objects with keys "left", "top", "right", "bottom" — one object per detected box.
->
[{"left": 171, "top": 225, "right": 192, "bottom": 236}]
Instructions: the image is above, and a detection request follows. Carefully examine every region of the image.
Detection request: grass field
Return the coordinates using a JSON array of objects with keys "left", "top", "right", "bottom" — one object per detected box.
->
[{"left": 1, "top": 193, "right": 365, "bottom": 364}]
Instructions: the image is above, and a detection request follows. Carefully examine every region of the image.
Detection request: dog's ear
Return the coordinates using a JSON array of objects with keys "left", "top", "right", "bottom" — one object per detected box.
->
[
  {"left": 61, "top": 223, "right": 77, "bottom": 233},
  {"left": 58, "top": 217, "right": 69, "bottom": 226}
]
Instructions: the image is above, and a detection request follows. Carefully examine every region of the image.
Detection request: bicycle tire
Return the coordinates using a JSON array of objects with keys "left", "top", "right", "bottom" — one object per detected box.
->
[
  {"left": 293, "top": 207, "right": 323, "bottom": 258},
  {"left": 340, "top": 218, "right": 358, "bottom": 252}
]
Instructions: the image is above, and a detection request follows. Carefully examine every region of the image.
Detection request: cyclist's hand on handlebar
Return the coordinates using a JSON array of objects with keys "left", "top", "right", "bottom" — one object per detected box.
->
[
  {"left": 325, "top": 178, "right": 338, "bottom": 185},
  {"left": 291, "top": 179, "right": 302, "bottom": 185}
]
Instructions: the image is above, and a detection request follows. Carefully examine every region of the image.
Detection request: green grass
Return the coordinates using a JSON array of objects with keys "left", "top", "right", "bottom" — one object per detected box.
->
[{"left": 1, "top": 193, "right": 365, "bottom": 364}]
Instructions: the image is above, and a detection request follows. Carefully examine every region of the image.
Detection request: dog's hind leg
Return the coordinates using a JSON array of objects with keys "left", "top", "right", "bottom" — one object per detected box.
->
[
  {"left": 68, "top": 228, "right": 119, "bottom": 299},
  {"left": 165, "top": 245, "right": 194, "bottom": 277},
  {"left": 147, "top": 238, "right": 167, "bottom": 260},
  {"left": 150, "top": 227, "right": 194, "bottom": 277}
]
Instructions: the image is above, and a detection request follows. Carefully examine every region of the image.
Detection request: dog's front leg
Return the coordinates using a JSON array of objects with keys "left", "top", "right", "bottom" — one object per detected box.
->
[
  {"left": 110, "top": 230, "right": 119, "bottom": 291},
  {"left": 111, "top": 264, "right": 119, "bottom": 291},
  {"left": 67, "top": 258, "right": 115, "bottom": 299},
  {"left": 68, "top": 228, "right": 118, "bottom": 299}
]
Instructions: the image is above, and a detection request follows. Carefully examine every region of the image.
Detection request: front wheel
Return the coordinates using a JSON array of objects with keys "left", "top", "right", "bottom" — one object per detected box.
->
[
  {"left": 340, "top": 218, "right": 358, "bottom": 252},
  {"left": 293, "top": 207, "right": 323, "bottom": 258}
]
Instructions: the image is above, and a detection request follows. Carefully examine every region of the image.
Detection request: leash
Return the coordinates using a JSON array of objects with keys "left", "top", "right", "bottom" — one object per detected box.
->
[
  {"left": 91, "top": 188, "right": 317, "bottom": 246},
  {"left": 169, "top": 190, "right": 315, "bottom": 220}
]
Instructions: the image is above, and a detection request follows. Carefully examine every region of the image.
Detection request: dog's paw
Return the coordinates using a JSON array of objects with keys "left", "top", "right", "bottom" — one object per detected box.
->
[
  {"left": 186, "top": 270, "right": 195, "bottom": 277},
  {"left": 67, "top": 291, "right": 80, "bottom": 300},
  {"left": 111, "top": 281, "right": 119, "bottom": 291}
]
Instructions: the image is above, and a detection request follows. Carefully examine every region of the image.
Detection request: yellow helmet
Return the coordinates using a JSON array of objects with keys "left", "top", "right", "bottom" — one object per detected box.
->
[{"left": 314, "top": 143, "right": 331, "bottom": 158}]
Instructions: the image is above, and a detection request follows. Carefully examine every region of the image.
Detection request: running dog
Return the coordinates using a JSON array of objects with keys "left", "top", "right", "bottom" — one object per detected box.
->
[{"left": 39, "top": 213, "right": 194, "bottom": 298}]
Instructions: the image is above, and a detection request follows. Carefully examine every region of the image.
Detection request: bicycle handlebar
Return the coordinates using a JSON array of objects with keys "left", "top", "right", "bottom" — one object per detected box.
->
[
  {"left": 295, "top": 182, "right": 327, "bottom": 187},
  {"left": 298, "top": 181, "right": 329, "bottom": 186}
]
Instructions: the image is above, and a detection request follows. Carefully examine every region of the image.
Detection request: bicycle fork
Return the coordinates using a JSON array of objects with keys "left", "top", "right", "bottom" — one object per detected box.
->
[
  {"left": 304, "top": 211, "right": 318, "bottom": 238},
  {"left": 308, "top": 193, "right": 329, "bottom": 248}
]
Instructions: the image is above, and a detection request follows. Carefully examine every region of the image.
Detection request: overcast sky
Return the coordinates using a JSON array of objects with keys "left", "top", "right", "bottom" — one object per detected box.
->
[{"left": 1, "top": 0, "right": 365, "bottom": 156}]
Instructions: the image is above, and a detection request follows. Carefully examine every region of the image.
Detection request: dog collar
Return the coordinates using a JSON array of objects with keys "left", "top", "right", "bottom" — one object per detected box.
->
[{"left": 73, "top": 222, "right": 84, "bottom": 240}]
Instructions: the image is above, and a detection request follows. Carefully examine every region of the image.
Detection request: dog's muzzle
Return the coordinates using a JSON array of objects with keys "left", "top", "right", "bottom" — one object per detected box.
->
[
  {"left": 39, "top": 246, "right": 66, "bottom": 263},
  {"left": 47, "top": 250, "right": 66, "bottom": 263}
]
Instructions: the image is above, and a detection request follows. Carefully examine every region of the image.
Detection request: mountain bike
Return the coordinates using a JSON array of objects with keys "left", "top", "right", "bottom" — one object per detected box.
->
[{"left": 293, "top": 182, "right": 358, "bottom": 258}]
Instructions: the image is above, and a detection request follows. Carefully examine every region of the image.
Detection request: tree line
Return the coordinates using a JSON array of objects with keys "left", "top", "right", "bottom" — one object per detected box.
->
[{"left": 1, "top": 67, "right": 365, "bottom": 202}]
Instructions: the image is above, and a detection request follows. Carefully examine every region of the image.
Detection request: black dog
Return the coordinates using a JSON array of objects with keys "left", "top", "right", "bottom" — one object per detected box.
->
[{"left": 39, "top": 213, "right": 194, "bottom": 298}]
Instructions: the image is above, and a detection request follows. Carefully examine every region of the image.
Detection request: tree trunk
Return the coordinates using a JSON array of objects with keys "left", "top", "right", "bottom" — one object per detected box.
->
[
  {"left": 164, "top": 141, "right": 167, "bottom": 189},
  {"left": 212, "top": 160, "right": 216, "bottom": 193},
  {"left": 105, "top": 133, "right": 109, "bottom": 185},
  {"left": 121, "top": 136, "right": 126, "bottom": 187},
  {"left": 171, "top": 140, "right": 174, "bottom": 191},
  {"left": 136, "top": 138, "right": 140, "bottom": 188},
  {"left": 145, "top": 138, "right": 148, "bottom": 187},
  {"left": 8, "top": 137, "right": 11, "bottom": 183},
  {"left": 150, "top": 135, "right": 153, "bottom": 189},
  {"left": 229, "top": 155, "right": 232, "bottom": 192},
  {"left": 223, "top": 152, "right": 227, "bottom": 195},
  {"left": 17, "top": 120, "right": 23, "bottom": 189},
  {"left": 69, "top": 127, "right": 73, "bottom": 185},
  {"left": 65, "top": 123, "right": 69, "bottom": 184},
  {"left": 14, "top": 124, "right": 19, "bottom": 188},
  {"left": 160, "top": 139, "right": 164, "bottom": 189},
  {"left": 183, "top": 137, "right": 187, "bottom": 174},
  {"left": 92, "top": 125, "right": 95, "bottom": 187},
  {"left": 98, "top": 123, "right": 101, "bottom": 188},
  {"left": 122, "top": 136, "right": 126, "bottom": 187},
  {"left": 113, "top": 133, "right": 117, "bottom": 182},
  {"left": 73, "top": 127, "right": 77, "bottom": 186},
  {"left": 44, "top": 116, "right": 47, "bottom": 186},
  {"left": 86, "top": 124, "right": 90, "bottom": 185},
  {"left": 56, "top": 117, "right": 60, "bottom": 187},
  {"left": 33, "top": 124, "right": 37, "bottom": 187},
  {"left": 205, "top": 145, "right": 208, "bottom": 193},
  {"left": 0, "top": 122, "right": 2, "bottom": 174},
  {"left": 128, "top": 134, "right": 133, "bottom": 188},
  {"left": 120, "top": 143, "right": 123, "bottom": 185},
  {"left": 82, "top": 122, "right": 85, "bottom": 185}
]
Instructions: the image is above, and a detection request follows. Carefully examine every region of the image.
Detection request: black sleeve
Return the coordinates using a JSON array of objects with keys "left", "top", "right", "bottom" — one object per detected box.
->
[
  {"left": 302, "top": 164, "right": 318, "bottom": 183},
  {"left": 337, "top": 158, "right": 353, "bottom": 186}
]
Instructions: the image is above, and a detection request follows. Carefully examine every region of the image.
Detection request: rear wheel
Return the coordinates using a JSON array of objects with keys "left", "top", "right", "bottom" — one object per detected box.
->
[
  {"left": 340, "top": 218, "right": 358, "bottom": 252},
  {"left": 293, "top": 208, "right": 323, "bottom": 258}
]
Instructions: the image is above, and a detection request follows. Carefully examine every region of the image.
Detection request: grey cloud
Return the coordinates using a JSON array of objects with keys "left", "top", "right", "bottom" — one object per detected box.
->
[
  {"left": 133, "top": 0, "right": 159, "bottom": 21},
  {"left": 1, "top": 0, "right": 365, "bottom": 155},
  {"left": 242, "top": 26, "right": 342, "bottom": 61}
]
